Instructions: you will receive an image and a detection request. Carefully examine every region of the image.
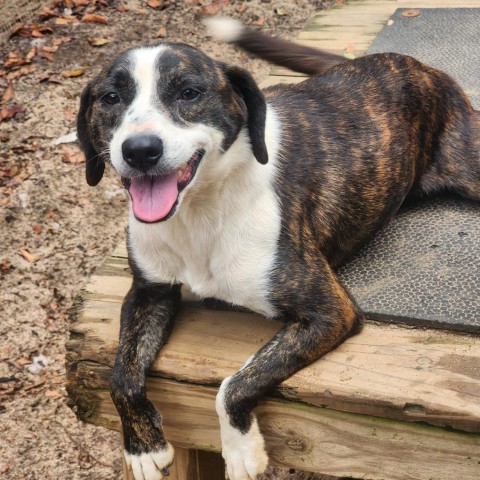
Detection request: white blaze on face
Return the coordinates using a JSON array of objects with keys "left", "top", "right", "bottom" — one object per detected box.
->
[{"left": 108, "top": 45, "right": 227, "bottom": 223}]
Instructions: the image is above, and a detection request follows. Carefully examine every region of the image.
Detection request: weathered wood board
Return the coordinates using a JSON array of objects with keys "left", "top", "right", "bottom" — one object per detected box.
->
[{"left": 67, "top": 248, "right": 480, "bottom": 478}]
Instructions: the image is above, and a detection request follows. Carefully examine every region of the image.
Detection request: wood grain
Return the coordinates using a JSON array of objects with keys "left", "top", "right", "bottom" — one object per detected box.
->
[
  {"left": 70, "top": 364, "right": 480, "bottom": 480},
  {"left": 67, "top": 252, "right": 480, "bottom": 433}
]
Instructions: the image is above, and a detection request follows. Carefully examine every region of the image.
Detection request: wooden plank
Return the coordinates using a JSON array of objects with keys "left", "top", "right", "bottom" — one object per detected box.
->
[
  {"left": 68, "top": 364, "right": 480, "bottom": 480},
  {"left": 67, "top": 254, "right": 480, "bottom": 433}
]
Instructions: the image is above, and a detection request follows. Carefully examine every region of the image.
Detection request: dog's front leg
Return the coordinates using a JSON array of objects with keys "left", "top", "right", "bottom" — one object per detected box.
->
[
  {"left": 216, "top": 259, "right": 364, "bottom": 480},
  {"left": 111, "top": 279, "right": 181, "bottom": 480}
]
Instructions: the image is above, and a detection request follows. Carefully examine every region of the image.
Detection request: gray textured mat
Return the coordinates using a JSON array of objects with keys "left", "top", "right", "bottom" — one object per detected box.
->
[{"left": 337, "top": 8, "right": 480, "bottom": 333}]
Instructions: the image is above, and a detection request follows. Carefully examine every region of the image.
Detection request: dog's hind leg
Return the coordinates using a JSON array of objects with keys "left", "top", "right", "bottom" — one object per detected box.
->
[
  {"left": 419, "top": 110, "right": 480, "bottom": 202},
  {"left": 216, "top": 258, "right": 364, "bottom": 480},
  {"left": 110, "top": 279, "right": 181, "bottom": 480}
]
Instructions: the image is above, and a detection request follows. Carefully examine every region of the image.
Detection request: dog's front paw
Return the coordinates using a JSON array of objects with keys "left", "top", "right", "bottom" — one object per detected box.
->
[
  {"left": 124, "top": 442, "right": 175, "bottom": 480},
  {"left": 220, "top": 416, "right": 268, "bottom": 480}
]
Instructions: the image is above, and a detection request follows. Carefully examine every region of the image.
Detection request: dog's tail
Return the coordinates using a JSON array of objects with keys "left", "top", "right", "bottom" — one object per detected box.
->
[{"left": 204, "top": 16, "right": 346, "bottom": 76}]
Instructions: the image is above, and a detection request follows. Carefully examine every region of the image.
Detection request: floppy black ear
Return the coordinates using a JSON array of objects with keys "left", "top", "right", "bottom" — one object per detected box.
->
[
  {"left": 224, "top": 66, "right": 268, "bottom": 165},
  {"left": 77, "top": 81, "right": 105, "bottom": 186}
]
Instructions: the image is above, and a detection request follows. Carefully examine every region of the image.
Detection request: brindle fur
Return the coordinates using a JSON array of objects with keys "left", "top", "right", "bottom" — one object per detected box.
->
[{"left": 77, "top": 29, "right": 480, "bottom": 476}]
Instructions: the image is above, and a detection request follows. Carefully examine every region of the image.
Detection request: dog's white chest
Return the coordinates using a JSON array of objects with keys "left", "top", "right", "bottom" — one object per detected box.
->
[{"left": 128, "top": 184, "right": 280, "bottom": 317}]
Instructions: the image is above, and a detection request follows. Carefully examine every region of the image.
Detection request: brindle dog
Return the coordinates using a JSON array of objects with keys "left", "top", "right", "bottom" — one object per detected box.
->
[{"left": 77, "top": 17, "right": 480, "bottom": 480}]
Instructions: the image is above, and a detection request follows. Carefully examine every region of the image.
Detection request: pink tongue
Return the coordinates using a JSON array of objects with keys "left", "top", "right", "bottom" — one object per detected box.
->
[{"left": 128, "top": 174, "right": 178, "bottom": 222}]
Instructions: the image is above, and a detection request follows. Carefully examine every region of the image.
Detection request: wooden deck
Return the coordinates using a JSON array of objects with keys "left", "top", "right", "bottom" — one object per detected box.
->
[{"left": 66, "top": 2, "right": 480, "bottom": 479}]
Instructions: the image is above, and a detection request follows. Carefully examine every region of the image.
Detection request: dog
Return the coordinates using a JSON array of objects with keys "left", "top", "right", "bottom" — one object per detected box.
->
[{"left": 76, "top": 16, "right": 480, "bottom": 480}]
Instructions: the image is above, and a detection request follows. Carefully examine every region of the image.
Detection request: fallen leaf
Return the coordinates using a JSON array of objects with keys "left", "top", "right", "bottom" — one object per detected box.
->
[
  {"left": 236, "top": 3, "right": 247, "bottom": 13},
  {"left": 19, "top": 248, "right": 38, "bottom": 263},
  {"left": 54, "top": 17, "right": 77, "bottom": 25},
  {"left": 7, "top": 65, "right": 37, "bottom": 81},
  {"left": 33, "top": 224, "right": 43, "bottom": 234},
  {"left": 1, "top": 83, "right": 14, "bottom": 104},
  {"left": 88, "top": 37, "right": 110, "bottom": 46},
  {"left": 4, "top": 52, "right": 28, "bottom": 69},
  {"left": 52, "top": 35, "right": 73, "bottom": 46},
  {"left": 73, "top": 0, "right": 90, "bottom": 5},
  {"left": 81, "top": 13, "right": 108, "bottom": 23},
  {"left": 42, "top": 46, "right": 58, "bottom": 53},
  {"left": 0, "top": 464, "right": 9, "bottom": 474},
  {"left": 155, "top": 26, "right": 167, "bottom": 38},
  {"left": 344, "top": 44, "right": 356, "bottom": 53},
  {"left": 147, "top": 0, "right": 163, "bottom": 7},
  {"left": 401, "top": 9, "right": 421, "bottom": 18},
  {"left": 0, "top": 104, "right": 25, "bottom": 122},
  {"left": 61, "top": 145, "right": 84, "bottom": 164},
  {"left": 251, "top": 17, "right": 265, "bottom": 26},
  {"left": 37, "top": 49, "right": 55, "bottom": 61},
  {"left": 62, "top": 68, "right": 85, "bottom": 78},
  {"left": 118, "top": 5, "right": 129, "bottom": 12},
  {"left": 45, "top": 389, "right": 63, "bottom": 399},
  {"left": 9, "top": 22, "right": 25, "bottom": 38},
  {"left": 202, "top": 0, "right": 230, "bottom": 16},
  {"left": 26, "top": 47, "right": 37, "bottom": 61}
]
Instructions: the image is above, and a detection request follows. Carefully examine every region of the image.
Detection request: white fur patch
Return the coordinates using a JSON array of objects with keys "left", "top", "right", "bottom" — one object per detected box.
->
[
  {"left": 204, "top": 16, "right": 244, "bottom": 43},
  {"left": 128, "top": 105, "right": 283, "bottom": 317},
  {"left": 216, "top": 376, "right": 269, "bottom": 480},
  {"left": 124, "top": 443, "right": 174, "bottom": 480}
]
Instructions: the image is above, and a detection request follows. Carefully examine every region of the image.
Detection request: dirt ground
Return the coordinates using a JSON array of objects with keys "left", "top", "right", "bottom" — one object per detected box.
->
[{"left": 0, "top": 1, "right": 340, "bottom": 479}]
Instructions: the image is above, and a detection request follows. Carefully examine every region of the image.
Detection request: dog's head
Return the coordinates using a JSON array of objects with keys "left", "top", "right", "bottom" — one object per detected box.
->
[{"left": 77, "top": 42, "right": 267, "bottom": 223}]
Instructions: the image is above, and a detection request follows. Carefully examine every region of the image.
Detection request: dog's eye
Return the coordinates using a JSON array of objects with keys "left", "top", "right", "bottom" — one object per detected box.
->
[
  {"left": 102, "top": 92, "right": 120, "bottom": 106},
  {"left": 180, "top": 88, "right": 200, "bottom": 101}
]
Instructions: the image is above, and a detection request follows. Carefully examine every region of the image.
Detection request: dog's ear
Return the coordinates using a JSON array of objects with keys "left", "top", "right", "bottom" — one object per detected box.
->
[
  {"left": 77, "top": 81, "right": 105, "bottom": 186},
  {"left": 224, "top": 66, "right": 268, "bottom": 165}
]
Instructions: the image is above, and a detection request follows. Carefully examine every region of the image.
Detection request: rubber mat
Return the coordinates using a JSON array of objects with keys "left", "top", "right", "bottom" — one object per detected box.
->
[{"left": 337, "top": 8, "right": 480, "bottom": 333}]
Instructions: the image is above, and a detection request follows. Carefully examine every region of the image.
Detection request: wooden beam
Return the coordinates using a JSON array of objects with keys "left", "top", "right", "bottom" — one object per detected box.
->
[
  {"left": 67, "top": 252, "right": 480, "bottom": 433},
  {"left": 68, "top": 363, "right": 480, "bottom": 480}
]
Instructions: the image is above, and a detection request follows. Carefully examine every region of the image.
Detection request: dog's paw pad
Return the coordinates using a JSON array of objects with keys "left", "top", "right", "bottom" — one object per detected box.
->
[
  {"left": 220, "top": 417, "right": 268, "bottom": 480},
  {"left": 124, "top": 443, "right": 174, "bottom": 480}
]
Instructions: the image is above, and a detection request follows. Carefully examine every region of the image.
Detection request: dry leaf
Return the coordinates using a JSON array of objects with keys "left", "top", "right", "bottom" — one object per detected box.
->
[
  {"left": 0, "top": 104, "right": 24, "bottom": 122},
  {"left": 26, "top": 47, "right": 37, "bottom": 61},
  {"left": 202, "top": 0, "right": 230, "bottom": 16},
  {"left": 7, "top": 65, "right": 37, "bottom": 81},
  {"left": 81, "top": 13, "right": 108, "bottom": 23},
  {"left": 1, "top": 83, "right": 14, "bottom": 105},
  {"left": 62, "top": 68, "right": 85, "bottom": 78},
  {"left": 155, "top": 26, "right": 167, "bottom": 38},
  {"left": 4, "top": 52, "right": 28, "bottom": 69},
  {"left": 236, "top": 3, "right": 247, "bottom": 13},
  {"left": 401, "top": 9, "right": 421, "bottom": 18},
  {"left": 61, "top": 145, "right": 84, "bottom": 164},
  {"left": 54, "top": 18, "right": 72, "bottom": 25},
  {"left": 45, "top": 389, "right": 63, "bottom": 399},
  {"left": 19, "top": 248, "right": 38, "bottom": 263},
  {"left": 147, "top": 0, "right": 163, "bottom": 8},
  {"left": 344, "top": 44, "right": 356, "bottom": 53},
  {"left": 251, "top": 17, "right": 265, "bottom": 26},
  {"left": 32, "top": 224, "right": 42, "bottom": 234},
  {"left": 73, "top": 0, "right": 90, "bottom": 5},
  {"left": 37, "top": 49, "right": 55, "bottom": 61},
  {"left": 52, "top": 35, "right": 73, "bottom": 46},
  {"left": 88, "top": 37, "right": 110, "bottom": 46}
]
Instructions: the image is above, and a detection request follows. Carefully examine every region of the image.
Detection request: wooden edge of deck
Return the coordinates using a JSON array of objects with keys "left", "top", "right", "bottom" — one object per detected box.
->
[
  {"left": 67, "top": 362, "right": 480, "bottom": 480},
  {"left": 67, "top": 251, "right": 480, "bottom": 435}
]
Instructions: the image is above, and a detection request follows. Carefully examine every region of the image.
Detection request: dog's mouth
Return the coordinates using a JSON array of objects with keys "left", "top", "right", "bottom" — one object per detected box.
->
[{"left": 122, "top": 149, "right": 205, "bottom": 223}]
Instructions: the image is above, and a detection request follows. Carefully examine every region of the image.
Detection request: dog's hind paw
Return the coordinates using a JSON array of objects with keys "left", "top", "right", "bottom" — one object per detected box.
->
[
  {"left": 220, "top": 416, "right": 269, "bottom": 480},
  {"left": 124, "top": 443, "right": 174, "bottom": 480}
]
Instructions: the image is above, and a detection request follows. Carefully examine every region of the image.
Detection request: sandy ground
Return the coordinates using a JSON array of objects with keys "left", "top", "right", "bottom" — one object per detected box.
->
[{"left": 0, "top": 1, "right": 341, "bottom": 478}]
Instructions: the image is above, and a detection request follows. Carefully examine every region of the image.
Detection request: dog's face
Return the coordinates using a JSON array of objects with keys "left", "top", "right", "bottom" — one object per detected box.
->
[{"left": 77, "top": 42, "right": 268, "bottom": 223}]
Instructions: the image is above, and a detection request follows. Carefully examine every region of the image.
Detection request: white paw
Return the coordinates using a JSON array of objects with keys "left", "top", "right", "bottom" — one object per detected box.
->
[
  {"left": 216, "top": 377, "right": 269, "bottom": 480},
  {"left": 124, "top": 443, "right": 175, "bottom": 480}
]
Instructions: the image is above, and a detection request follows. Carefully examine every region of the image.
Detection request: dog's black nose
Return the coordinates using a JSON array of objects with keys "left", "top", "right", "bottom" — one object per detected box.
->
[{"left": 122, "top": 135, "right": 163, "bottom": 170}]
